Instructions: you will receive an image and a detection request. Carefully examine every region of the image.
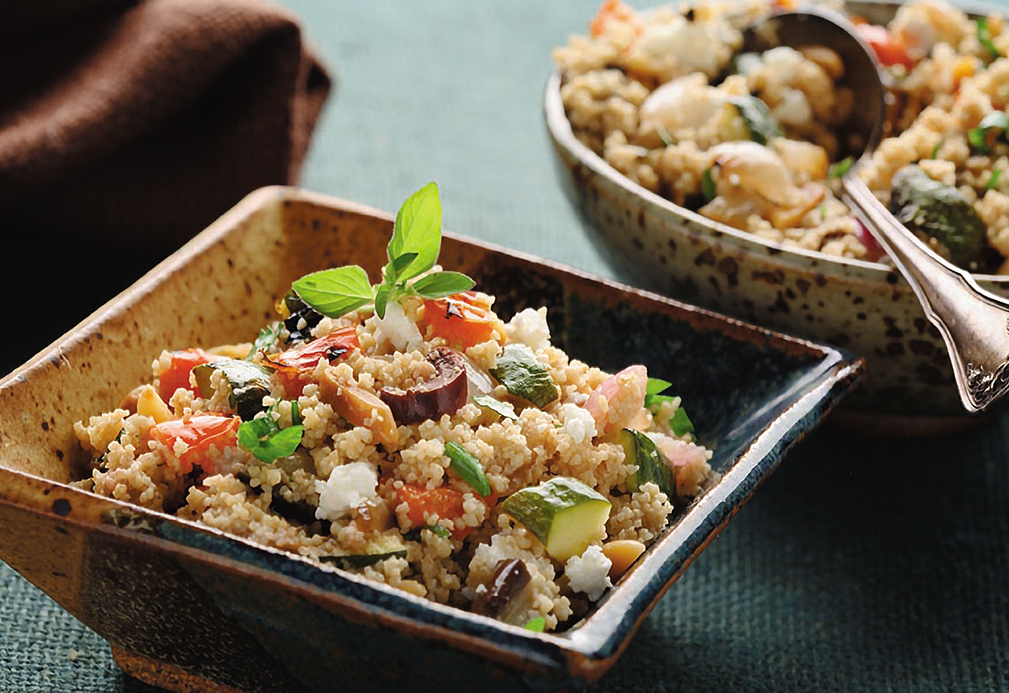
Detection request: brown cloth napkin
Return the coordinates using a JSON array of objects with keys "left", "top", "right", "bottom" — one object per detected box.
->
[{"left": 0, "top": 0, "right": 332, "bottom": 253}]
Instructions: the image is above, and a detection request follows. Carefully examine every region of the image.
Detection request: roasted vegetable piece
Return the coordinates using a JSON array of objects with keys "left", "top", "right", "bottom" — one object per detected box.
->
[
  {"left": 395, "top": 482, "right": 497, "bottom": 540},
  {"left": 889, "top": 165, "right": 987, "bottom": 269},
  {"left": 192, "top": 359, "right": 273, "bottom": 421},
  {"left": 619, "top": 429, "right": 677, "bottom": 500},
  {"left": 471, "top": 558, "right": 534, "bottom": 625},
  {"left": 380, "top": 346, "right": 467, "bottom": 424},
  {"left": 149, "top": 415, "right": 240, "bottom": 474},
  {"left": 264, "top": 327, "right": 360, "bottom": 397},
  {"left": 420, "top": 292, "right": 506, "bottom": 350},
  {"left": 501, "top": 477, "right": 611, "bottom": 562},
  {"left": 318, "top": 370, "right": 399, "bottom": 449},
  {"left": 601, "top": 539, "right": 646, "bottom": 580},
  {"left": 489, "top": 344, "right": 559, "bottom": 408},
  {"left": 157, "top": 349, "right": 214, "bottom": 402}
]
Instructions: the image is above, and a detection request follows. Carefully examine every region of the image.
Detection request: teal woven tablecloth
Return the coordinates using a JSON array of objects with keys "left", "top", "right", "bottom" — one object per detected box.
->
[{"left": 4, "top": 2, "right": 1009, "bottom": 691}]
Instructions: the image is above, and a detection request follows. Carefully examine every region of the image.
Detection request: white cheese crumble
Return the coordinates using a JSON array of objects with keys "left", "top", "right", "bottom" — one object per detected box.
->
[
  {"left": 505, "top": 307, "right": 551, "bottom": 352},
  {"left": 558, "top": 403, "right": 597, "bottom": 445},
  {"left": 564, "top": 546, "right": 612, "bottom": 602},
  {"left": 315, "top": 461, "right": 378, "bottom": 521},
  {"left": 374, "top": 300, "right": 423, "bottom": 352}
]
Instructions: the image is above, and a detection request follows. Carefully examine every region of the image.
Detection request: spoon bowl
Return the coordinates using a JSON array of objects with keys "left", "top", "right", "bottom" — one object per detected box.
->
[{"left": 746, "top": 7, "right": 1009, "bottom": 414}]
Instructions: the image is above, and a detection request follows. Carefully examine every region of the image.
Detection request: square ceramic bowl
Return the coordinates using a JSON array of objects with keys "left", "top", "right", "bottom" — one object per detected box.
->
[
  {"left": 544, "top": 0, "right": 1008, "bottom": 432},
  {"left": 0, "top": 187, "right": 862, "bottom": 692}
]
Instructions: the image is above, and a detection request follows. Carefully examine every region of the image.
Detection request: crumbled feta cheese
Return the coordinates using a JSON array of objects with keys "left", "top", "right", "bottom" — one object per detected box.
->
[
  {"left": 374, "top": 300, "right": 423, "bottom": 352},
  {"left": 565, "top": 546, "right": 612, "bottom": 601},
  {"left": 505, "top": 307, "right": 551, "bottom": 352},
  {"left": 315, "top": 461, "right": 378, "bottom": 521},
  {"left": 558, "top": 403, "right": 597, "bottom": 445}
]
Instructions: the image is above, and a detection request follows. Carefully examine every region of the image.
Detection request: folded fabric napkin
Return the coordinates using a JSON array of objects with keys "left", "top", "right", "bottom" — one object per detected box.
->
[{"left": 0, "top": 0, "right": 332, "bottom": 252}]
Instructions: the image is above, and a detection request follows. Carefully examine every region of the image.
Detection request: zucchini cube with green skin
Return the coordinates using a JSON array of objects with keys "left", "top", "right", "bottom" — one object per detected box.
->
[
  {"left": 501, "top": 477, "right": 611, "bottom": 562},
  {"left": 620, "top": 429, "right": 676, "bottom": 500},
  {"left": 192, "top": 358, "right": 273, "bottom": 421}
]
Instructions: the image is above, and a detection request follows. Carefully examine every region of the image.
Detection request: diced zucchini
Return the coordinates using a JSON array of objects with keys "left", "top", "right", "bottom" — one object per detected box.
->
[
  {"left": 193, "top": 358, "right": 273, "bottom": 421},
  {"left": 501, "top": 477, "right": 610, "bottom": 562},
  {"left": 489, "top": 343, "right": 559, "bottom": 408},
  {"left": 620, "top": 429, "right": 676, "bottom": 500},
  {"left": 319, "top": 534, "right": 408, "bottom": 569}
]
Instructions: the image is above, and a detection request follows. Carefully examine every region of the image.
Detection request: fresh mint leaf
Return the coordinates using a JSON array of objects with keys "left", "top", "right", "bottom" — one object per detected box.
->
[
  {"left": 389, "top": 182, "right": 442, "bottom": 281},
  {"left": 444, "top": 441, "right": 491, "bottom": 498},
  {"left": 293, "top": 266, "right": 375, "bottom": 318},
  {"left": 383, "top": 252, "right": 419, "bottom": 286},
  {"left": 411, "top": 271, "right": 475, "bottom": 299},
  {"left": 246, "top": 322, "right": 281, "bottom": 361},
  {"left": 238, "top": 417, "right": 304, "bottom": 463},
  {"left": 671, "top": 407, "right": 694, "bottom": 437},
  {"left": 472, "top": 394, "right": 518, "bottom": 420}
]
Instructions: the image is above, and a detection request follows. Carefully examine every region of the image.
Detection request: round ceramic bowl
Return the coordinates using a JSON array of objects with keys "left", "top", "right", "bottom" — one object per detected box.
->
[{"left": 544, "top": 1, "right": 1009, "bottom": 432}]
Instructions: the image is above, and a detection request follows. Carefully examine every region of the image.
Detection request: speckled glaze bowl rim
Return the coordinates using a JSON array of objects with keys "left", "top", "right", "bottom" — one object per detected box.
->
[
  {"left": 0, "top": 187, "right": 864, "bottom": 687},
  {"left": 543, "top": 68, "right": 1009, "bottom": 289}
]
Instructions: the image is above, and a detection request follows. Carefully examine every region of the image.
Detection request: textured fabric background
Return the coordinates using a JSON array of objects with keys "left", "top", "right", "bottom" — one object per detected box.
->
[{"left": 4, "top": 1, "right": 1009, "bottom": 691}]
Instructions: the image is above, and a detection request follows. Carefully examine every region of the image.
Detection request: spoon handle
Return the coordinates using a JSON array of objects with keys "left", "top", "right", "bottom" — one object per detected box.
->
[{"left": 840, "top": 175, "right": 1009, "bottom": 413}]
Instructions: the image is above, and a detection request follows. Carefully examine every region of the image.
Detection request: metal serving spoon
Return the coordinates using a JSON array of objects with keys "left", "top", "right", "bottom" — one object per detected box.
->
[{"left": 745, "top": 7, "right": 1009, "bottom": 414}]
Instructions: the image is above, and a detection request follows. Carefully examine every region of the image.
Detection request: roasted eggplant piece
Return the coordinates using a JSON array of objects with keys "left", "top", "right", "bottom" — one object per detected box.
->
[
  {"left": 471, "top": 558, "right": 534, "bottom": 625},
  {"left": 192, "top": 358, "right": 273, "bottom": 421},
  {"left": 380, "top": 346, "right": 467, "bottom": 424}
]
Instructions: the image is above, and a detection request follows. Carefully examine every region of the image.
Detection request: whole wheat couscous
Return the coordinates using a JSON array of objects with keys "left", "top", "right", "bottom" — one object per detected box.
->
[
  {"left": 73, "top": 183, "right": 713, "bottom": 632},
  {"left": 555, "top": 0, "right": 1009, "bottom": 274}
]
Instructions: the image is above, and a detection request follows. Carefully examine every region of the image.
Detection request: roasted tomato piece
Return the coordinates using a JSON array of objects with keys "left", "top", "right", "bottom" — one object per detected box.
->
[
  {"left": 419, "top": 292, "right": 505, "bottom": 350},
  {"left": 264, "top": 326, "right": 360, "bottom": 396},
  {"left": 150, "top": 415, "right": 240, "bottom": 474},
  {"left": 395, "top": 482, "right": 497, "bottom": 540},
  {"left": 855, "top": 23, "right": 916, "bottom": 70},
  {"left": 157, "top": 349, "right": 214, "bottom": 402}
]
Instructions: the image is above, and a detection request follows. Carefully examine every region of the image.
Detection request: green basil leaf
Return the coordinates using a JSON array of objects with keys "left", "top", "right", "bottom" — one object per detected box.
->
[
  {"left": 987, "top": 169, "right": 1002, "bottom": 192},
  {"left": 701, "top": 167, "right": 716, "bottom": 202},
  {"left": 489, "top": 344, "right": 559, "bottom": 408},
  {"left": 411, "top": 271, "right": 475, "bottom": 299},
  {"left": 978, "top": 17, "right": 1002, "bottom": 60},
  {"left": 930, "top": 139, "right": 943, "bottom": 160},
  {"left": 645, "top": 377, "right": 672, "bottom": 396},
  {"left": 389, "top": 182, "right": 442, "bottom": 281},
  {"left": 383, "top": 252, "right": 419, "bottom": 286},
  {"left": 472, "top": 394, "right": 519, "bottom": 420},
  {"left": 524, "top": 617, "right": 546, "bottom": 632},
  {"left": 246, "top": 322, "right": 281, "bottom": 361},
  {"left": 827, "top": 157, "right": 854, "bottom": 181},
  {"left": 444, "top": 441, "right": 491, "bottom": 498},
  {"left": 671, "top": 408, "right": 694, "bottom": 437},
  {"left": 293, "top": 266, "right": 375, "bottom": 318},
  {"left": 290, "top": 400, "right": 301, "bottom": 426},
  {"left": 238, "top": 417, "right": 304, "bottom": 463},
  {"left": 374, "top": 283, "right": 391, "bottom": 320}
]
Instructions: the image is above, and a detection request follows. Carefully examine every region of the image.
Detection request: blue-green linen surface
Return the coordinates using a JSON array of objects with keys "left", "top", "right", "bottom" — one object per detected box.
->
[{"left": 4, "top": 1, "right": 1009, "bottom": 691}]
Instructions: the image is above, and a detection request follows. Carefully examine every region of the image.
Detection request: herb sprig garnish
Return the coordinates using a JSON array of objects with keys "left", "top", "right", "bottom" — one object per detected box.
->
[
  {"left": 292, "top": 183, "right": 475, "bottom": 320},
  {"left": 238, "top": 401, "right": 303, "bottom": 463}
]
